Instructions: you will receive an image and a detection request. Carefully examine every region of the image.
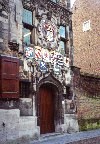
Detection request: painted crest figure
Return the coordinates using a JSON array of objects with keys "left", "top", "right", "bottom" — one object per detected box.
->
[{"left": 38, "top": 19, "right": 58, "bottom": 50}]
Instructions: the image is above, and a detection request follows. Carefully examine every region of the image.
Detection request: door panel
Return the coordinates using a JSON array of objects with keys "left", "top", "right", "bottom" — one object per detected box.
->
[{"left": 39, "top": 84, "right": 55, "bottom": 134}]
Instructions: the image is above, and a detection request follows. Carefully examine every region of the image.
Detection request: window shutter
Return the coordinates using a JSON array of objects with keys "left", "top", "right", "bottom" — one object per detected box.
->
[{"left": 0, "top": 55, "right": 19, "bottom": 98}]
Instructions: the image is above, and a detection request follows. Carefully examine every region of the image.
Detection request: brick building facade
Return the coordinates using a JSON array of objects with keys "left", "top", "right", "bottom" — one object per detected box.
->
[
  {"left": 72, "top": 0, "right": 100, "bottom": 76},
  {"left": 72, "top": 0, "right": 100, "bottom": 131}
]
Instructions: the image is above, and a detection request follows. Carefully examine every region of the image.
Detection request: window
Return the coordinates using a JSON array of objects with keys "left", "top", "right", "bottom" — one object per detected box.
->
[
  {"left": 59, "top": 25, "right": 67, "bottom": 55},
  {"left": 59, "top": 41, "right": 65, "bottom": 55},
  {"left": 19, "top": 81, "right": 31, "bottom": 98},
  {"left": 59, "top": 26, "right": 66, "bottom": 38},
  {"left": 23, "top": 9, "right": 32, "bottom": 25},
  {"left": 83, "top": 20, "right": 90, "bottom": 32},
  {"left": 23, "top": 28, "right": 31, "bottom": 45},
  {"left": 22, "top": 8, "right": 34, "bottom": 45},
  {"left": 51, "top": 0, "right": 59, "bottom": 3}
]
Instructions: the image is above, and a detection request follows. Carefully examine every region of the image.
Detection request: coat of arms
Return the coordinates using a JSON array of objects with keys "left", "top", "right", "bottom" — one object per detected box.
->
[{"left": 38, "top": 19, "right": 58, "bottom": 50}]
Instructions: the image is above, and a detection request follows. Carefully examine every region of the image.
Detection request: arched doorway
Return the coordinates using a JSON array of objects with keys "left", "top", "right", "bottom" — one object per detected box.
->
[
  {"left": 39, "top": 83, "right": 57, "bottom": 134},
  {"left": 36, "top": 73, "right": 64, "bottom": 134}
]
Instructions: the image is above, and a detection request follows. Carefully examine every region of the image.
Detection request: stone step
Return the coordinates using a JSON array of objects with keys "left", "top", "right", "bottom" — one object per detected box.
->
[{"left": 40, "top": 132, "right": 61, "bottom": 140}]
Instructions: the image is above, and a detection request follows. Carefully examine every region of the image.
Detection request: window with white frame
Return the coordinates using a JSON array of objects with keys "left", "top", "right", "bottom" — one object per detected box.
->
[
  {"left": 83, "top": 20, "right": 90, "bottom": 32},
  {"left": 59, "top": 25, "right": 67, "bottom": 55},
  {"left": 51, "top": 0, "right": 59, "bottom": 3},
  {"left": 22, "top": 8, "right": 34, "bottom": 45}
]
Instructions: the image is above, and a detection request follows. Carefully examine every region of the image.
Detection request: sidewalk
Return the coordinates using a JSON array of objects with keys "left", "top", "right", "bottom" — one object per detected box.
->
[{"left": 28, "top": 129, "right": 100, "bottom": 144}]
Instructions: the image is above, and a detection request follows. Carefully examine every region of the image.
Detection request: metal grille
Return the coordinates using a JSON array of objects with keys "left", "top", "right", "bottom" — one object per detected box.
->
[
  {"left": 0, "top": 22, "right": 3, "bottom": 38},
  {"left": 0, "top": 42, "right": 4, "bottom": 51},
  {"left": 19, "top": 81, "right": 31, "bottom": 98}
]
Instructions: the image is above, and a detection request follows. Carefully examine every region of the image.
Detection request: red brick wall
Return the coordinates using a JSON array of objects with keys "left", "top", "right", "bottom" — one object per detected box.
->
[
  {"left": 73, "top": 66, "right": 100, "bottom": 120},
  {"left": 80, "top": 75, "right": 100, "bottom": 97},
  {"left": 73, "top": 66, "right": 100, "bottom": 98},
  {"left": 72, "top": 0, "right": 100, "bottom": 75}
]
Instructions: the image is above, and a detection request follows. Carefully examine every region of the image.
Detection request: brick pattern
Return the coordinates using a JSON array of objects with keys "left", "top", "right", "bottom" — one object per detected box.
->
[
  {"left": 72, "top": 0, "right": 100, "bottom": 75},
  {"left": 80, "top": 75, "right": 100, "bottom": 96},
  {"left": 75, "top": 88, "right": 100, "bottom": 120},
  {"left": 73, "top": 67, "right": 100, "bottom": 130}
]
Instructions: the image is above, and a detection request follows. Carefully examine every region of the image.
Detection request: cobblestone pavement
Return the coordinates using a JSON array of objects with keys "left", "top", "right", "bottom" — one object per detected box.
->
[
  {"left": 28, "top": 129, "right": 100, "bottom": 144},
  {"left": 68, "top": 136, "right": 100, "bottom": 144}
]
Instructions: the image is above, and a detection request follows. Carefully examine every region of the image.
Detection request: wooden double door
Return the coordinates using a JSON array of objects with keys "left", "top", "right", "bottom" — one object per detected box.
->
[{"left": 39, "top": 84, "right": 55, "bottom": 134}]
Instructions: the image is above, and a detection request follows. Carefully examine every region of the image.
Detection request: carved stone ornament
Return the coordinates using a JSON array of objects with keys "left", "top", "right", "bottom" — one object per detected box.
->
[{"left": 37, "top": 73, "right": 63, "bottom": 93}]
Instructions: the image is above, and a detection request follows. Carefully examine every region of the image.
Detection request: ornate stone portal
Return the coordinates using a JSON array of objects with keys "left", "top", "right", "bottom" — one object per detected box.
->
[
  {"left": 31, "top": 10, "right": 79, "bottom": 133},
  {"left": 36, "top": 73, "right": 64, "bottom": 133}
]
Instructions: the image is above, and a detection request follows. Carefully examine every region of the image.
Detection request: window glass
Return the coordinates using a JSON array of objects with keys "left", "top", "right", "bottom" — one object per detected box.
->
[
  {"left": 59, "top": 41, "right": 65, "bottom": 55},
  {"left": 51, "top": 0, "right": 59, "bottom": 3},
  {"left": 59, "top": 26, "right": 66, "bottom": 38},
  {"left": 23, "top": 28, "right": 31, "bottom": 45},
  {"left": 83, "top": 20, "right": 90, "bottom": 32},
  {"left": 23, "top": 9, "right": 32, "bottom": 25}
]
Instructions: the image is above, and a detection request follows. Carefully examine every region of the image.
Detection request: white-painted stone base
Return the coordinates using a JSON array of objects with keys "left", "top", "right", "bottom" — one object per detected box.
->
[
  {"left": 55, "top": 114, "right": 79, "bottom": 133},
  {"left": 64, "top": 114, "right": 79, "bottom": 133},
  {"left": 0, "top": 109, "right": 40, "bottom": 144},
  {"left": 0, "top": 109, "right": 79, "bottom": 143}
]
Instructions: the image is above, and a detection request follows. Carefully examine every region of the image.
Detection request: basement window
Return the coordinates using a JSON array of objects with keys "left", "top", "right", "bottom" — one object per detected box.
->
[
  {"left": 83, "top": 20, "right": 90, "bottom": 32},
  {"left": 19, "top": 81, "right": 31, "bottom": 98}
]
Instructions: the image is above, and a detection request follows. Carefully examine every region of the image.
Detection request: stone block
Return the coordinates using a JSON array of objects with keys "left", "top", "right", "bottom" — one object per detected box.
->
[
  {"left": 18, "top": 116, "right": 39, "bottom": 140},
  {"left": 0, "top": 16, "right": 8, "bottom": 23},
  {"left": 6, "top": 126, "right": 19, "bottom": 141},
  {"left": 19, "top": 98, "right": 33, "bottom": 116},
  {"left": 64, "top": 114, "right": 79, "bottom": 133},
  {"left": 0, "top": 110, "right": 19, "bottom": 137},
  {"left": 56, "top": 118, "right": 77, "bottom": 133},
  {"left": 19, "top": 121, "right": 35, "bottom": 131},
  {"left": 0, "top": 109, "right": 20, "bottom": 143},
  {"left": 19, "top": 129, "right": 40, "bottom": 140},
  {"left": 0, "top": 109, "right": 18, "bottom": 125},
  {"left": 0, "top": 129, "right": 7, "bottom": 144},
  {"left": 19, "top": 116, "right": 37, "bottom": 130},
  {"left": 5, "top": 111, "right": 19, "bottom": 124},
  {"left": 19, "top": 130, "right": 34, "bottom": 138},
  {"left": 55, "top": 124, "right": 69, "bottom": 133},
  {"left": 2, "top": 11, "right": 8, "bottom": 16},
  {"left": 0, "top": 38, "right": 3, "bottom": 42}
]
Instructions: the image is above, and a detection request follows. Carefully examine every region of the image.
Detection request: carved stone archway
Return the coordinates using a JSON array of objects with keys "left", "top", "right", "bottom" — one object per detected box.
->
[{"left": 36, "top": 73, "right": 64, "bottom": 132}]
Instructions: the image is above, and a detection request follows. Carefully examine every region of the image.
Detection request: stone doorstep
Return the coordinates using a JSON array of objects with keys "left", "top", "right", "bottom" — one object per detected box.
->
[
  {"left": 40, "top": 132, "right": 62, "bottom": 140},
  {"left": 25, "top": 132, "right": 62, "bottom": 143}
]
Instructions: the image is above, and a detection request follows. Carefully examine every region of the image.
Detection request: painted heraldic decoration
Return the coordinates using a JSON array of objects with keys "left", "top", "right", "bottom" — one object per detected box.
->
[
  {"left": 25, "top": 47, "right": 34, "bottom": 59},
  {"left": 40, "top": 61, "right": 47, "bottom": 72},
  {"left": 38, "top": 19, "right": 58, "bottom": 50}
]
